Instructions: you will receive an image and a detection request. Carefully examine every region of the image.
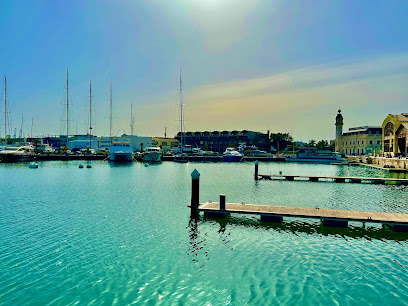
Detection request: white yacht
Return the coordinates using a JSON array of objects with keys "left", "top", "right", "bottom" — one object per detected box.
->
[
  {"left": 109, "top": 138, "right": 133, "bottom": 162},
  {"left": 222, "top": 148, "right": 243, "bottom": 162},
  {"left": 143, "top": 147, "right": 162, "bottom": 163},
  {"left": 0, "top": 145, "right": 36, "bottom": 163},
  {"left": 286, "top": 149, "right": 348, "bottom": 164}
]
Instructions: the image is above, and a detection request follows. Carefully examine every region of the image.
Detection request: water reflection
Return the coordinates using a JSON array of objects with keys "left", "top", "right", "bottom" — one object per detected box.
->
[
  {"left": 108, "top": 161, "right": 134, "bottom": 168},
  {"left": 188, "top": 215, "right": 408, "bottom": 252}
]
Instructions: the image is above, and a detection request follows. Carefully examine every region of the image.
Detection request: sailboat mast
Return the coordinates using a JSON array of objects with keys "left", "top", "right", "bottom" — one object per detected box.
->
[
  {"left": 66, "top": 69, "right": 69, "bottom": 146},
  {"left": 31, "top": 117, "right": 33, "bottom": 138},
  {"left": 4, "top": 76, "right": 7, "bottom": 145},
  {"left": 179, "top": 69, "right": 184, "bottom": 153},
  {"left": 109, "top": 80, "right": 112, "bottom": 142},
  {"left": 89, "top": 80, "right": 92, "bottom": 149}
]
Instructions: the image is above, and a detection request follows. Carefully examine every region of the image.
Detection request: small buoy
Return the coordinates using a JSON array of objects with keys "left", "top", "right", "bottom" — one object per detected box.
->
[
  {"left": 279, "top": 171, "right": 282, "bottom": 175},
  {"left": 86, "top": 164, "right": 92, "bottom": 168},
  {"left": 79, "top": 164, "right": 84, "bottom": 168},
  {"left": 28, "top": 162, "right": 38, "bottom": 169},
  {"left": 144, "top": 163, "right": 149, "bottom": 167}
]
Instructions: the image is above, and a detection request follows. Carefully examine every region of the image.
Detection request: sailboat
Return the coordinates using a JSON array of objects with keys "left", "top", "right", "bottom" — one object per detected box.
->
[
  {"left": 86, "top": 81, "right": 93, "bottom": 168},
  {"left": 174, "top": 69, "right": 188, "bottom": 163}
]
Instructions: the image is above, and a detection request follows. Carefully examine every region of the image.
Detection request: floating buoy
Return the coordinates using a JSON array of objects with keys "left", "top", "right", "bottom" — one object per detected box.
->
[
  {"left": 28, "top": 162, "right": 38, "bottom": 169},
  {"left": 144, "top": 163, "right": 149, "bottom": 167},
  {"left": 86, "top": 164, "right": 92, "bottom": 168},
  {"left": 79, "top": 164, "right": 84, "bottom": 168}
]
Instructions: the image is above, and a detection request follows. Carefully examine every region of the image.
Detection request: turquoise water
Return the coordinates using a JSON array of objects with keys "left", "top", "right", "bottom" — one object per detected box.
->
[{"left": 1, "top": 161, "right": 408, "bottom": 305}]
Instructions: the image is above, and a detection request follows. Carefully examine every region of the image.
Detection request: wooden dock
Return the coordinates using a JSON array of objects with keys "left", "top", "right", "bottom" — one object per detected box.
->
[
  {"left": 195, "top": 202, "right": 408, "bottom": 231},
  {"left": 189, "top": 168, "right": 408, "bottom": 232},
  {"left": 258, "top": 174, "right": 408, "bottom": 185}
]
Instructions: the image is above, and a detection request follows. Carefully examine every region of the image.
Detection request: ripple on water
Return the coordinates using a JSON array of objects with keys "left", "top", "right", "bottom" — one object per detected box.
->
[{"left": 0, "top": 162, "right": 408, "bottom": 304}]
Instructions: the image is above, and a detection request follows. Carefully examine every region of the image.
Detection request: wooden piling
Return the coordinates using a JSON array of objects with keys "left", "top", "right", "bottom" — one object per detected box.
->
[
  {"left": 220, "top": 194, "right": 226, "bottom": 210},
  {"left": 191, "top": 169, "right": 200, "bottom": 214},
  {"left": 254, "top": 160, "right": 259, "bottom": 180}
]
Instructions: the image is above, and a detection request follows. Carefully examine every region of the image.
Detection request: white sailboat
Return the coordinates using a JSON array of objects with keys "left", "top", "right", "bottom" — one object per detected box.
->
[{"left": 174, "top": 69, "right": 188, "bottom": 163}]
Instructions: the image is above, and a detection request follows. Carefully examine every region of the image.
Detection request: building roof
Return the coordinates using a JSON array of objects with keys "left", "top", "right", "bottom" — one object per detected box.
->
[{"left": 343, "top": 126, "right": 382, "bottom": 135}]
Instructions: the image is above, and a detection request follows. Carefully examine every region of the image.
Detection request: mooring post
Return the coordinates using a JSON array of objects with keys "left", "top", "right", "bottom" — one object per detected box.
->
[
  {"left": 191, "top": 169, "right": 200, "bottom": 214},
  {"left": 220, "top": 194, "right": 226, "bottom": 210},
  {"left": 254, "top": 160, "right": 259, "bottom": 180}
]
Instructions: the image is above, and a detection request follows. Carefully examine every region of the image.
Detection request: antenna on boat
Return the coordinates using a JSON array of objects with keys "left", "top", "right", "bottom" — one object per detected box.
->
[
  {"left": 89, "top": 80, "right": 92, "bottom": 149},
  {"left": 109, "top": 80, "right": 113, "bottom": 143},
  {"left": 130, "top": 101, "right": 134, "bottom": 136}
]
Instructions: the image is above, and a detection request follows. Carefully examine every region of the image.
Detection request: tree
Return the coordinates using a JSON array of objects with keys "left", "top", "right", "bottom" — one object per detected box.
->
[
  {"left": 308, "top": 140, "right": 316, "bottom": 147},
  {"left": 270, "top": 133, "right": 293, "bottom": 152},
  {"left": 316, "top": 140, "right": 329, "bottom": 150},
  {"left": 204, "top": 143, "right": 208, "bottom": 151}
]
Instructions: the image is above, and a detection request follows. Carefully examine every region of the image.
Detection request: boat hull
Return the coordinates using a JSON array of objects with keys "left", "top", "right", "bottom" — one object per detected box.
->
[
  {"left": 286, "top": 157, "right": 348, "bottom": 164},
  {"left": 222, "top": 155, "right": 243, "bottom": 162},
  {"left": 143, "top": 152, "right": 162, "bottom": 163},
  {"left": 110, "top": 153, "right": 133, "bottom": 162},
  {"left": 0, "top": 154, "right": 36, "bottom": 163}
]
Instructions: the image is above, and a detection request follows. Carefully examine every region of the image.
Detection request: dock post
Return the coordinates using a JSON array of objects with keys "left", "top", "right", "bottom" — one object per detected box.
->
[
  {"left": 220, "top": 194, "right": 226, "bottom": 210},
  {"left": 191, "top": 169, "right": 200, "bottom": 216},
  {"left": 254, "top": 160, "right": 259, "bottom": 180}
]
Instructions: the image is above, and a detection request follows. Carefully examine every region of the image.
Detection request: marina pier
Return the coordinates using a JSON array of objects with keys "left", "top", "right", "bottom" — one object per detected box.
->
[
  {"left": 255, "top": 162, "right": 408, "bottom": 185},
  {"left": 189, "top": 169, "right": 408, "bottom": 231}
]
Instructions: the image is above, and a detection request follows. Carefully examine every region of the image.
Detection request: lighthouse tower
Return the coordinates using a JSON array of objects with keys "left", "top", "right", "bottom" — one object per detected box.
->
[{"left": 335, "top": 109, "right": 343, "bottom": 152}]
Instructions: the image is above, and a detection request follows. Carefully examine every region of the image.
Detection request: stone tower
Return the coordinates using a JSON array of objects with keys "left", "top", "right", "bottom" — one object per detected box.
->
[{"left": 335, "top": 109, "right": 343, "bottom": 152}]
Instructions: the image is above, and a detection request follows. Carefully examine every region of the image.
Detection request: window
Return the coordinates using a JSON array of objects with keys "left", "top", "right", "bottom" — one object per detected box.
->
[{"left": 370, "top": 140, "right": 373, "bottom": 145}]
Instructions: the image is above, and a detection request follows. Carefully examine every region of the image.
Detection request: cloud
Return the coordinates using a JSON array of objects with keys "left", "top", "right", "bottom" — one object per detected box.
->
[{"left": 119, "top": 53, "right": 408, "bottom": 140}]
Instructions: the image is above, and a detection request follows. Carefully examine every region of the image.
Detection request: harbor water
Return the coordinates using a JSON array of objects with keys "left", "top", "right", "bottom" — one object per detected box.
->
[{"left": 1, "top": 161, "right": 408, "bottom": 305}]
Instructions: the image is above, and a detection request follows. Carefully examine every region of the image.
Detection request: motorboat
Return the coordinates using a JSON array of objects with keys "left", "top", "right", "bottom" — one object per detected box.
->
[
  {"left": 143, "top": 147, "right": 162, "bottom": 163},
  {"left": 109, "top": 138, "right": 133, "bottom": 162},
  {"left": 222, "top": 148, "right": 243, "bottom": 162},
  {"left": 0, "top": 145, "right": 36, "bottom": 163},
  {"left": 28, "top": 161, "right": 38, "bottom": 168},
  {"left": 238, "top": 143, "right": 271, "bottom": 156},
  {"left": 286, "top": 149, "right": 348, "bottom": 164}
]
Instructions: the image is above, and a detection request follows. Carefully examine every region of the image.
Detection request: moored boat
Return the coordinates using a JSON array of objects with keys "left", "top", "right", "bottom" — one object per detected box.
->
[
  {"left": 143, "top": 147, "right": 162, "bottom": 163},
  {"left": 109, "top": 138, "right": 133, "bottom": 162},
  {"left": 0, "top": 145, "right": 36, "bottom": 163},
  {"left": 286, "top": 149, "right": 348, "bottom": 164},
  {"left": 222, "top": 148, "right": 243, "bottom": 162}
]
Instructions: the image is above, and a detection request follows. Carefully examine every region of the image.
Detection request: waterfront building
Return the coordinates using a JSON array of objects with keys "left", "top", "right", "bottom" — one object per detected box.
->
[
  {"left": 340, "top": 126, "right": 382, "bottom": 155},
  {"left": 176, "top": 130, "right": 270, "bottom": 153},
  {"left": 152, "top": 137, "right": 179, "bottom": 152},
  {"left": 335, "top": 110, "right": 382, "bottom": 155},
  {"left": 382, "top": 113, "right": 408, "bottom": 157},
  {"left": 68, "top": 135, "right": 98, "bottom": 151}
]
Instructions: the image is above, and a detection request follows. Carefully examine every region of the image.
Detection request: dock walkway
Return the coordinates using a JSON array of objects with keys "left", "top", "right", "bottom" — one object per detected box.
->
[
  {"left": 258, "top": 174, "right": 408, "bottom": 184},
  {"left": 196, "top": 202, "right": 408, "bottom": 230}
]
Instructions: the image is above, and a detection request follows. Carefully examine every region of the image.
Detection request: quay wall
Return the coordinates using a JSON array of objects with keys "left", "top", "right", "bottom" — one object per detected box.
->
[{"left": 347, "top": 156, "right": 408, "bottom": 170}]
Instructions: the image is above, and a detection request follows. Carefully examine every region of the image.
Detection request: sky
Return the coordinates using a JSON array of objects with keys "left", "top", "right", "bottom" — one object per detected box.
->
[{"left": 0, "top": 0, "right": 408, "bottom": 141}]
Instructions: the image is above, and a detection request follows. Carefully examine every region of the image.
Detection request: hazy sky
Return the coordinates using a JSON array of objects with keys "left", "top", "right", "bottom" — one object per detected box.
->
[{"left": 1, "top": 0, "right": 407, "bottom": 141}]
